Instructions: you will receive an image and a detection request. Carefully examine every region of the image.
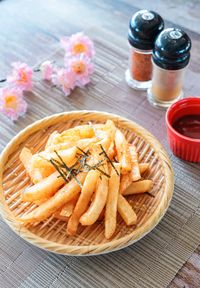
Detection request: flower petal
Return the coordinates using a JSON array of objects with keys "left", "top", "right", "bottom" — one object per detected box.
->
[
  {"left": 0, "top": 87, "right": 27, "bottom": 121},
  {"left": 61, "top": 32, "right": 95, "bottom": 59},
  {"left": 7, "top": 62, "right": 33, "bottom": 92}
]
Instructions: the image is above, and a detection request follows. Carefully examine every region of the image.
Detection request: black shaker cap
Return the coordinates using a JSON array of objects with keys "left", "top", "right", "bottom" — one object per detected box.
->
[
  {"left": 128, "top": 10, "right": 164, "bottom": 50},
  {"left": 153, "top": 28, "right": 192, "bottom": 70}
]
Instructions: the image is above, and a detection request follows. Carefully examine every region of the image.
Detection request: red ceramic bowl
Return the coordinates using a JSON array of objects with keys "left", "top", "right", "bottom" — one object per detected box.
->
[{"left": 166, "top": 97, "right": 200, "bottom": 162}]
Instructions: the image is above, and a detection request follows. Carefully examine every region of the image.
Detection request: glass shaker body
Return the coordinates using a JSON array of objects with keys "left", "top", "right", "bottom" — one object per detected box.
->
[
  {"left": 147, "top": 28, "right": 191, "bottom": 108},
  {"left": 126, "top": 47, "right": 152, "bottom": 90},
  {"left": 147, "top": 62, "right": 186, "bottom": 108}
]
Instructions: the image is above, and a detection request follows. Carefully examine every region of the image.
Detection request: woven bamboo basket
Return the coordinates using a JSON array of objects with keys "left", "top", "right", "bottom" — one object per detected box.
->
[{"left": 0, "top": 111, "right": 174, "bottom": 255}]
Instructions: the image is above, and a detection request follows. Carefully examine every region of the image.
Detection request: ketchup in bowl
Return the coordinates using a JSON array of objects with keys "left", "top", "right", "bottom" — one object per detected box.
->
[
  {"left": 166, "top": 97, "right": 200, "bottom": 162},
  {"left": 172, "top": 115, "right": 200, "bottom": 139}
]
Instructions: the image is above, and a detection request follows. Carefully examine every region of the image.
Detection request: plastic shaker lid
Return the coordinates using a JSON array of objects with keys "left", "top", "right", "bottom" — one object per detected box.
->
[
  {"left": 153, "top": 28, "right": 192, "bottom": 70},
  {"left": 128, "top": 10, "right": 164, "bottom": 50}
]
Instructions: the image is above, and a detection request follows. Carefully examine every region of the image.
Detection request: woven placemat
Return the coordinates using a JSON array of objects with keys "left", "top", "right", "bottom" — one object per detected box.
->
[{"left": 0, "top": 28, "right": 200, "bottom": 288}]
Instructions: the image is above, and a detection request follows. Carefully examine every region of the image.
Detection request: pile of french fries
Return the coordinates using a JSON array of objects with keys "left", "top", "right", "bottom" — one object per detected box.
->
[{"left": 19, "top": 120, "right": 153, "bottom": 239}]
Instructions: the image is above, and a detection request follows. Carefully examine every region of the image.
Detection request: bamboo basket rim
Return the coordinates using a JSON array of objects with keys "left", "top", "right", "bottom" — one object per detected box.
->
[{"left": 0, "top": 110, "right": 174, "bottom": 256}]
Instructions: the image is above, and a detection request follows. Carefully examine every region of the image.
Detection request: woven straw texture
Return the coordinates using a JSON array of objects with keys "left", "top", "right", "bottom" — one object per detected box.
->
[{"left": 0, "top": 111, "right": 174, "bottom": 255}]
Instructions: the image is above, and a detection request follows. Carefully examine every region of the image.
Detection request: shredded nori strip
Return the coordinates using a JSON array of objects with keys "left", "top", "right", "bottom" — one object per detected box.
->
[
  {"left": 99, "top": 144, "right": 119, "bottom": 176},
  {"left": 85, "top": 163, "right": 110, "bottom": 178},
  {"left": 54, "top": 150, "right": 83, "bottom": 188},
  {"left": 146, "top": 191, "right": 155, "bottom": 198},
  {"left": 49, "top": 159, "right": 68, "bottom": 183},
  {"left": 76, "top": 146, "right": 89, "bottom": 156},
  {"left": 113, "top": 156, "right": 118, "bottom": 163}
]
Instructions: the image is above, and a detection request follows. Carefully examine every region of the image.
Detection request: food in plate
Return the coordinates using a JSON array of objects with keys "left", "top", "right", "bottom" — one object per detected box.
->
[{"left": 19, "top": 120, "right": 153, "bottom": 239}]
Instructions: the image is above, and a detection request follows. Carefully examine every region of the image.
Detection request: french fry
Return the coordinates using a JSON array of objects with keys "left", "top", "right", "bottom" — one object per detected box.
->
[
  {"left": 103, "top": 120, "right": 116, "bottom": 133},
  {"left": 20, "top": 147, "right": 43, "bottom": 184},
  {"left": 97, "top": 208, "right": 105, "bottom": 222},
  {"left": 120, "top": 163, "right": 150, "bottom": 193},
  {"left": 32, "top": 198, "right": 48, "bottom": 205},
  {"left": 55, "top": 124, "right": 106, "bottom": 146},
  {"left": 123, "top": 180, "right": 153, "bottom": 196},
  {"left": 31, "top": 147, "right": 77, "bottom": 170},
  {"left": 60, "top": 195, "right": 79, "bottom": 217},
  {"left": 67, "top": 170, "right": 99, "bottom": 235},
  {"left": 76, "top": 125, "right": 95, "bottom": 139},
  {"left": 46, "top": 137, "right": 98, "bottom": 152},
  {"left": 53, "top": 211, "right": 69, "bottom": 221},
  {"left": 139, "top": 163, "right": 149, "bottom": 174},
  {"left": 98, "top": 120, "right": 116, "bottom": 152},
  {"left": 118, "top": 194, "right": 137, "bottom": 225},
  {"left": 37, "top": 166, "right": 55, "bottom": 180},
  {"left": 22, "top": 171, "right": 66, "bottom": 202},
  {"left": 89, "top": 123, "right": 106, "bottom": 140},
  {"left": 45, "top": 131, "right": 60, "bottom": 149},
  {"left": 119, "top": 173, "right": 132, "bottom": 194},
  {"left": 45, "top": 141, "right": 76, "bottom": 152},
  {"left": 115, "top": 129, "right": 131, "bottom": 174},
  {"left": 107, "top": 141, "right": 115, "bottom": 160},
  {"left": 19, "top": 148, "right": 33, "bottom": 174},
  {"left": 129, "top": 144, "right": 141, "bottom": 181},
  {"left": 51, "top": 126, "right": 90, "bottom": 146},
  {"left": 105, "top": 163, "right": 121, "bottom": 239},
  {"left": 51, "top": 194, "right": 80, "bottom": 220},
  {"left": 53, "top": 136, "right": 81, "bottom": 146},
  {"left": 80, "top": 164, "right": 109, "bottom": 226},
  {"left": 20, "top": 147, "right": 76, "bottom": 183},
  {"left": 19, "top": 172, "right": 87, "bottom": 223},
  {"left": 58, "top": 125, "right": 95, "bottom": 141}
]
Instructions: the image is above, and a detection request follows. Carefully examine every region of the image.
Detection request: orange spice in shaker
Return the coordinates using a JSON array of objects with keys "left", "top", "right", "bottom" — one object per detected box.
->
[
  {"left": 126, "top": 10, "right": 164, "bottom": 90},
  {"left": 130, "top": 51, "right": 152, "bottom": 82}
]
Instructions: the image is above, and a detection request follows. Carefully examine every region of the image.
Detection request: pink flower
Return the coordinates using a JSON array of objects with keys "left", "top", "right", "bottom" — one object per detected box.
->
[
  {"left": 61, "top": 32, "right": 95, "bottom": 58},
  {"left": 65, "top": 55, "right": 94, "bottom": 87},
  {"left": 7, "top": 62, "right": 33, "bottom": 91},
  {"left": 0, "top": 87, "right": 27, "bottom": 121},
  {"left": 40, "top": 61, "right": 53, "bottom": 81},
  {"left": 52, "top": 68, "right": 75, "bottom": 96}
]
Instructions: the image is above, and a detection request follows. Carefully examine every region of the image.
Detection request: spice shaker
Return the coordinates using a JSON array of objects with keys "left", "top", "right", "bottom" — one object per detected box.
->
[
  {"left": 147, "top": 28, "right": 192, "bottom": 108},
  {"left": 125, "top": 10, "right": 164, "bottom": 90}
]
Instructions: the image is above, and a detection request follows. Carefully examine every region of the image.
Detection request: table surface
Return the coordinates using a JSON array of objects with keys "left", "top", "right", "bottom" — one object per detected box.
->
[{"left": 0, "top": 1, "right": 200, "bottom": 287}]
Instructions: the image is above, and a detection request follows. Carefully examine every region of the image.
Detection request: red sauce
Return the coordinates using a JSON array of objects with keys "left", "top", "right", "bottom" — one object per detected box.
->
[{"left": 173, "top": 115, "right": 200, "bottom": 139}]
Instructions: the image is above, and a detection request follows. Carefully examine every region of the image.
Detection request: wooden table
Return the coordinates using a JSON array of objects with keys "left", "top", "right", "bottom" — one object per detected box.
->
[{"left": 0, "top": 1, "right": 199, "bottom": 287}]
